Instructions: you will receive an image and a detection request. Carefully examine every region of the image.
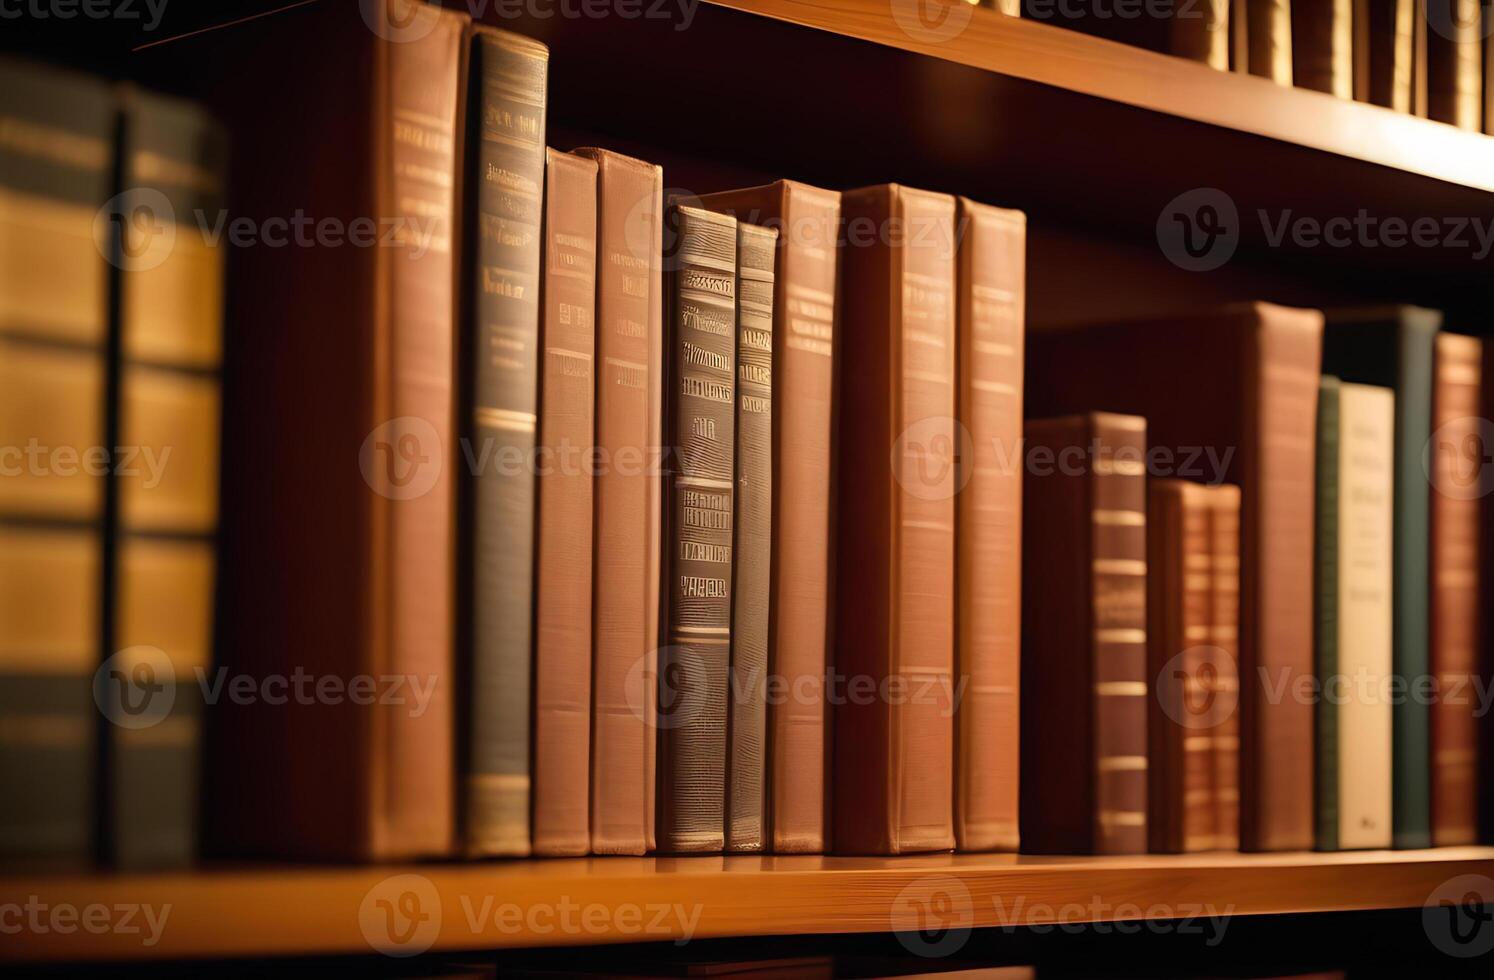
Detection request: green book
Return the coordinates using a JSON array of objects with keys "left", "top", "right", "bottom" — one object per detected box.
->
[{"left": 1321, "top": 306, "right": 1440, "bottom": 850}]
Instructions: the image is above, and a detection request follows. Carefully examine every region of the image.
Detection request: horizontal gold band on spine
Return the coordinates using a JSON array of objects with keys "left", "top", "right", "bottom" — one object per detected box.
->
[
  {"left": 1093, "top": 559, "right": 1146, "bottom": 576},
  {"left": 468, "top": 773, "right": 532, "bottom": 789},
  {"left": 1096, "top": 755, "right": 1147, "bottom": 771},
  {"left": 1093, "top": 459, "right": 1146, "bottom": 476},
  {"left": 1098, "top": 810, "right": 1147, "bottom": 827},
  {"left": 1095, "top": 628, "right": 1146, "bottom": 644},
  {"left": 676, "top": 476, "right": 732, "bottom": 490},
  {"left": 1094, "top": 681, "right": 1147, "bottom": 696},
  {"left": 475, "top": 407, "right": 537, "bottom": 432},
  {"left": 1092, "top": 509, "right": 1145, "bottom": 526},
  {"left": 667, "top": 635, "right": 730, "bottom": 645}
]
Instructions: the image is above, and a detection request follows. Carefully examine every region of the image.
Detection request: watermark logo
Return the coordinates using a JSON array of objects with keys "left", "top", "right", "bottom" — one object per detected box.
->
[
  {"left": 893, "top": 415, "right": 970, "bottom": 502},
  {"left": 890, "top": 0, "right": 974, "bottom": 44},
  {"left": 1425, "top": 415, "right": 1494, "bottom": 502},
  {"left": 890, "top": 875, "right": 974, "bottom": 958},
  {"left": 1157, "top": 187, "right": 1238, "bottom": 272},
  {"left": 94, "top": 188, "right": 176, "bottom": 272},
  {"left": 1156, "top": 646, "right": 1239, "bottom": 730},
  {"left": 360, "top": 874, "right": 442, "bottom": 957},
  {"left": 1424, "top": 874, "right": 1494, "bottom": 957},
  {"left": 360, "top": 0, "right": 441, "bottom": 43},
  {"left": 93, "top": 646, "right": 175, "bottom": 730},
  {"left": 360, "top": 416, "right": 444, "bottom": 501},
  {"left": 1423, "top": 0, "right": 1493, "bottom": 43},
  {"left": 0, "top": 897, "right": 170, "bottom": 948}
]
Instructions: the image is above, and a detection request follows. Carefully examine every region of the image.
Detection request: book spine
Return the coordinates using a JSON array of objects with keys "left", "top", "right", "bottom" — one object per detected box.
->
[
  {"left": 579, "top": 149, "right": 661, "bottom": 855},
  {"left": 1241, "top": 311, "right": 1321, "bottom": 852},
  {"left": 108, "top": 90, "right": 227, "bottom": 869},
  {"left": 954, "top": 200, "right": 1024, "bottom": 853},
  {"left": 1425, "top": 0, "right": 1484, "bottom": 130},
  {"left": 1170, "top": 0, "right": 1229, "bottom": 69},
  {"left": 1146, "top": 482, "right": 1216, "bottom": 853},
  {"left": 368, "top": 5, "right": 465, "bottom": 857},
  {"left": 726, "top": 222, "right": 776, "bottom": 853},
  {"left": 658, "top": 205, "right": 737, "bottom": 853},
  {"left": 1206, "top": 484, "right": 1243, "bottom": 851},
  {"left": 461, "top": 27, "right": 548, "bottom": 858},
  {"left": 0, "top": 62, "right": 112, "bottom": 867},
  {"left": 1430, "top": 334, "right": 1481, "bottom": 846},
  {"left": 532, "top": 149, "right": 597, "bottom": 857},
  {"left": 1360, "top": 0, "right": 1416, "bottom": 110},
  {"left": 1089, "top": 415, "right": 1149, "bottom": 855},
  {"left": 1336, "top": 383, "right": 1395, "bottom": 850},
  {"left": 1314, "top": 378, "right": 1341, "bottom": 851},
  {"left": 1246, "top": 0, "right": 1295, "bottom": 84},
  {"left": 1292, "top": 0, "right": 1355, "bottom": 97}
]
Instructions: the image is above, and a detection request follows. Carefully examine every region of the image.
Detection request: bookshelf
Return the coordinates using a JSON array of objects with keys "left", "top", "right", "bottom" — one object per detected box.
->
[{"left": 6, "top": 848, "right": 1493, "bottom": 962}]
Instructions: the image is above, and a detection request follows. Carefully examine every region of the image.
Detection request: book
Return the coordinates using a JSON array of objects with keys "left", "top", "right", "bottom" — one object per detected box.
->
[
  {"left": 1354, "top": 0, "right": 1416, "bottom": 110},
  {"left": 657, "top": 204, "right": 737, "bottom": 854},
  {"left": 1170, "top": 0, "right": 1230, "bottom": 70},
  {"left": 832, "top": 184, "right": 956, "bottom": 855},
  {"left": 1293, "top": 0, "right": 1354, "bottom": 97},
  {"left": 953, "top": 198, "right": 1024, "bottom": 853},
  {"left": 695, "top": 180, "right": 839, "bottom": 854},
  {"left": 1425, "top": 0, "right": 1484, "bottom": 130},
  {"left": 108, "top": 87, "right": 227, "bottom": 870},
  {"left": 1320, "top": 306, "right": 1439, "bottom": 849},
  {"left": 574, "top": 147, "right": 662, "bottom": 855},
  {"left": 1205, "top": 485, "right": 1243, "bottom": 851},
  {"left": 1147, "top": 480, "right": 1240, "bottom": 853},
  {"left": 460, "top": 24, "right": 548, "bottom": 859},
  {"left": 208, "top": 0, "right": 466, "bottom": 860},
  {"left": 1246, "top": 0, "right": 1295, "bottom": 83},
  {"left": 532, "top": 148, "right": 598, "bottom": 857},
  {"left": 1314, "top": 378, "right": 1395, "bottom": 851},
  {"left": 1487, "top": 13, "right": 1493, "bottom": 134},
  {"left": 0, "top": 58, "right": 112, "bottom": 868},
  {"left": 1028, "top": 303, "right": 1324, "bottom": 852},
  {"left": 1429, "top": 334, "right": 1481, "bottom": 846},
  {"left": 1021, "top": 413, "right": 1149, "bottom": 855},
  {"left": 727, "top": 221, "right": 777, "bottom": 853}
]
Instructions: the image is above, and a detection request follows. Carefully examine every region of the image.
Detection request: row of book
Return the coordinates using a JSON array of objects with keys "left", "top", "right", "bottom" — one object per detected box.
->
[{"left": 1019, "top": 0, "right": 1494, "bottom": 134}]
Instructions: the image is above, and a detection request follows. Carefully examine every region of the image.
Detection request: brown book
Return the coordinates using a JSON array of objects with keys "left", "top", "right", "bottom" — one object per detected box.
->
[
  {"left": 832, "top": 184, "right": 956, "bottom": 855},
  {"left": 1293, "top": 0, "right": 1354, "bottom": 96},
  {"left": 1425, "top": 0, "right": 1484, "bottom": 129},
  {"left": 1028, "top": 303, "right": 1323, "bottom": 852},
  {"left": 460, "top": 24, "right": 548, "bottom": 859},
  {"left": 532, "top": 148, "right": 598, "bottom": 857},
  {"left": 1206, "top": 485, "right": 1244, "bottom": 851},
  {"left": 1148, "top": 481, "right": 1241, "bottom": 853},
  {"left": 1021, "top": 413, "right": 1149, "bottom": 855},
  {"left": 1487, "top": 17, "right": 1494, "bottom": 134},
  {"left": 727, "top": 222, "right": 777, "bottom": 853},
  {"left": 1430, "top": 334, "right": 1481, "bottom": 846},
  {"left": 575, "top": 147, "right": 662, "bottom": 855},
  {"left": 208, "top": 0, "right": 466, "bottom": 860},
  {"left": 953, "top": 198, "right": 1024, "bottom": 853},
  {"left": 658, "top": 204, "right": 737, "bottom": 854},
  {"left": 695, "top": 181, "right": 839, "bottom": 854},
  {"left": 1354, "top": 0, "right": 1416, "bottom": 110},
  {"left": 1246, "top": 0, "right": 1295, "bottom": 83},
  {"left": 1170, "top": 0, "right": 1230, "bottom": 70}
]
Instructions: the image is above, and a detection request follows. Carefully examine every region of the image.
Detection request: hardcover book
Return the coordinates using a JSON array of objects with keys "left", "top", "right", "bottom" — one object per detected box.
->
[
  {"left": 1425, "top": 0, "right": 1484, "bottom": 129},
  {"left": 1246, "top": 0, "right": 1295, "bottom": 84},
  {"left": 1022, "top": 413, "right": 1149, "bottom": 855},
  {"left": 1293, "top": 0, "right": 1354, "bottom": 97},
  {"left": 1028, "top": 302, "right": 1324, "bottom": 851},
  {"left": 1206, "top": 485, "right": 1243, "bottom": 851},
  {"left": 1354, "top": 0, "right": 1416, "bottom": 110},
  {"left": 695, "top": 180, "right": 839, "bottom": 854},
  {"left": 832, "top": 184, "right": 956, "bottom": 855},
  {"left": 658, "top": 204, "right": 738, "bottom": 853}
]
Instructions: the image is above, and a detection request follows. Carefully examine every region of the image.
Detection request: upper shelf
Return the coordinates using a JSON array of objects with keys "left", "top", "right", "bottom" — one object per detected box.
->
[{"left": 6, "top": 848, "right": 1493, "bottom": 962}]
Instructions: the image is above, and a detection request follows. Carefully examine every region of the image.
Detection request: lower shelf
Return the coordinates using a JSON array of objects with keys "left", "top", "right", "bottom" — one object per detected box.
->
[{"left": 5, "top": 847, "right": 1492, "bottom": 962}]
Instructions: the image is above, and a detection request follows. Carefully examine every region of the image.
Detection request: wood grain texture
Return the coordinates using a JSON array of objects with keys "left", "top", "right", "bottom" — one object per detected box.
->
[{"left": 6, "top": 849, "right": 1494, "bottom": 962}]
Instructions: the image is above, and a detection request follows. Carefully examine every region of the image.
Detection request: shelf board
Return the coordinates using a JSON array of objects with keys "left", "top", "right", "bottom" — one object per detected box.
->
[{"left": 6, "top": 848, "right": 1492, "bottom": 962}]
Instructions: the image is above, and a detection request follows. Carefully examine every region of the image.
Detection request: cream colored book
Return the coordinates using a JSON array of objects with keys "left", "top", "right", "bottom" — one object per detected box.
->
[{"left": 1333, "top": 382, "right": 1395, "bottom": 849}]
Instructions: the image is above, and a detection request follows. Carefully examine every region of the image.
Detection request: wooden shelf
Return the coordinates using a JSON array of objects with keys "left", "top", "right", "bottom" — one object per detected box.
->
[{"left": 6, "top": 848, "right": 1493, "bottom": 962}]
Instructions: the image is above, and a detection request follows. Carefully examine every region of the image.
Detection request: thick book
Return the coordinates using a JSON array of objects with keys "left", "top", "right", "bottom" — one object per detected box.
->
[
  {"left": 1205, "top": 485, "right": 1243, "bottom": 851},
  {"left": 1429, "top": 334, "right": 1481, "bottom": 846},
  {"left": 532, "top": 148, "right": 598, "bottom": 857},
  {"left": 575, "top": 147, "right": 662, "bottom": 855},
  {"left": 1028, "top": 302, "right": 1324, "bottom": 851},
  {"left": 953, "top": 198, "right": 1024, "bottom": 853},
  {"left": 1148, "top": 480, "right": 1240, "bottom": 853},
  {"left": 207, "top": 0, "right": 466, "bottom": 860},
  {"left": 460, "top": 24, "right": 548, "bottom": 859},
  {"left": 108, "top": 88, "right": 227, "bottom": 869},
  {"left": 1293, "top": 0, "right": 1354, "bottom": 96},
  {"left": 1425, "top": 0, "right": 1484, "bottom": 130},
  {"left": 1314, "top": 378, "right": 1395, "bottom": 851},
  {"left": 1021, "top": 413, "right": 1149, "bottom": 855},
  {"left": 1354, "top": 0, "right": 1416, "bottom": 110},
  {"left": 727, "top": 221, "right": 777, "bottom": 853},
  {"left": 695, "top": 180, "right": 839, "bottom": 854},
  {"left": 1320, "top": 306, "right": 1439, "bottom": 849},
  {"left": 832, "top": 184, "right": 956, "bottom": 855},
  {"left": 0, "top": 59, "right": 111, "bottom": 868},
  {"left": 1245, "top": 0, "right": 1294, "bottom": 83},
  {"left": 657, "top": 204, "right": 737, "bottom": 854}
]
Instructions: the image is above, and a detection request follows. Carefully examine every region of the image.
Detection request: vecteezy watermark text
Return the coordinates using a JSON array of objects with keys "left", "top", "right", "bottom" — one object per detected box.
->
[{"left": 0, "top": 897, "right": 170, "bottom": 948}]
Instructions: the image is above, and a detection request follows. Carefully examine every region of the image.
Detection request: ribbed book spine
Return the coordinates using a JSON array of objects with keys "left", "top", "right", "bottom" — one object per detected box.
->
[
  {"left": 1314, "top": 378, "right": 1342, "bottom": 851},
  {"left": 726, "top": 222, "right": 776, "bottom": 853},
  {"left": 1205, "top": 485, "right": 1243, "bottom": 851},
  {"left": 108, "top": 89, "right": 227, "bottom": 869},
  {"left": 658, "top": 205, "right": 737, "bottom": 854},
  {"left": 1293, "top": 0, "right": 1355, "bottom": 96},
  {"left": 0, "top": 60, "right": 112, "bottom": 868},
  {"left": 531, "top": 149, "right": 597, "bottom": 857},
  {"left": 954, "top": 198, "right": 1024, "bottom": 853}
]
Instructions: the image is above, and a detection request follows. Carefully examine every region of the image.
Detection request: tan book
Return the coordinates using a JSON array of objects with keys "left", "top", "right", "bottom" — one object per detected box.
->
[
  {"left": 1294, "top": 0, "right": 1355, "bottom": 97},
  {"left": 1206, "top": 485, "right": 1243, "bottom": 851},
  {"left": 1354, "top": 0, "right": 1417, "bottom": 110},
  {"left": 1425, "top": 0, "right": 1484, "bottom": 129},
  {"left": 1246, "top": 0, "right": 1295, "bottom": 84}
]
